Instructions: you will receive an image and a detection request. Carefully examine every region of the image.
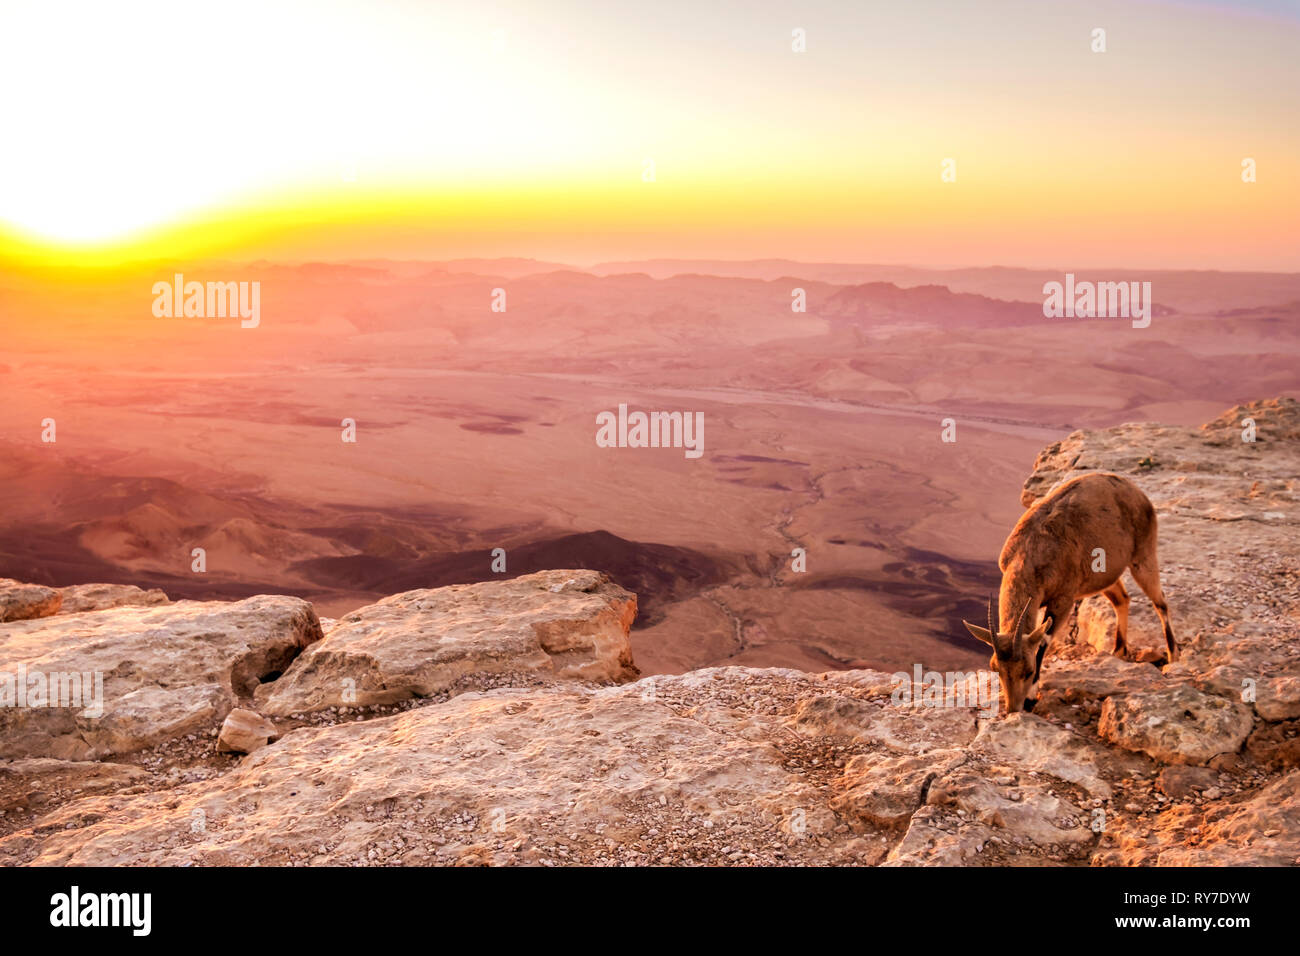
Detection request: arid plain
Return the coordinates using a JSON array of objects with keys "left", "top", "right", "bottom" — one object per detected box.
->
[{"left": 3, "top": 260, "right": 1298, "bottom": 676}]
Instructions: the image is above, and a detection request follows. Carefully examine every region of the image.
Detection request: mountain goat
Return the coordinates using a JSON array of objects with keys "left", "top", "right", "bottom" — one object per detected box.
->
[{"left": 963, "top": 473, "right": 1177, "bottom": 714}]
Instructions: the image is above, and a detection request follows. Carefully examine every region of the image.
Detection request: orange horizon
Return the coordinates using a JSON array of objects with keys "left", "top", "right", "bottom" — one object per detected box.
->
[{"left": 2, "top": 0, "right": 1298, "bottom": 272}]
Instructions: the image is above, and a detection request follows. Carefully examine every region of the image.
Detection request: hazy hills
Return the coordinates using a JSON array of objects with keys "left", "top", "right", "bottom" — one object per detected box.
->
[{"left": 1, "top": 258, "right": 1296, "bottom": 675}]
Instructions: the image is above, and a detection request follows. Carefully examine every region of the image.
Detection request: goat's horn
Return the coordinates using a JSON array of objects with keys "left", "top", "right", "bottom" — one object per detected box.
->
[
  {"left": 987, "top": 594, "right": 996, "bottom": 640},
  {"left": 1012, "top": 597, "right": 1034, "bottom": 656}
]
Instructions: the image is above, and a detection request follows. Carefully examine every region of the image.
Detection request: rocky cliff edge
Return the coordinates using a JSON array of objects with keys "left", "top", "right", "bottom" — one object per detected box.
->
[{"left": 0, "top": 398, "right": 1296, "bottom": 866}]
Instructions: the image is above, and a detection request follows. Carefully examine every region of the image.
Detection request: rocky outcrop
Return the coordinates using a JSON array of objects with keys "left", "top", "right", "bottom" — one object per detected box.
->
[
  {"left": 0, "top": 579, "right": 61, "bottom": 621},
  {"left": 56, "top": 583, "right": 169, "bottom": 614},
  {"left": 1029, "top": 398, "right": 1299, "bottom": 729},
  {"left": 0, "top": 398, "right": 1296, "bottom": 866},
  {"left": 0, "top": 596, "right": 321, "bottom": 759},
  {"left": 0, "top": 579, "right": 168, "bottom": 621},
  {"left": 257, "top": 570, "right": 638, "bottom": 716}
]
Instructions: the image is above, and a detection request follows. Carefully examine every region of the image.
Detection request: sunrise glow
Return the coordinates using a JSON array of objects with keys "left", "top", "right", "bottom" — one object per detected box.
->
[{"left": 1, "top": 0, "right": 1298, "bottom": 269}]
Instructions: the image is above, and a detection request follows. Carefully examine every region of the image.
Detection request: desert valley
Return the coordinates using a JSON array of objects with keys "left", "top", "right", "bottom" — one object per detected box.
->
[
  {"left": 0, "top": 393, "right": 1297, "bottom": 867},
  {"left": 4, "top": 259, "right": 1298, "bottom": 684}
]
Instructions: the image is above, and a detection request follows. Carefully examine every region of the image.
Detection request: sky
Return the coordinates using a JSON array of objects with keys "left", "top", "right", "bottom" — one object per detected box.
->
[{"left": 0, "top": 0, "right": 1297, "bottom": 269}]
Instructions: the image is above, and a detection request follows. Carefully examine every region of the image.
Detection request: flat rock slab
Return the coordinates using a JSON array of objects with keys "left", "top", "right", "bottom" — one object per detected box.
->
[
  {"left": 6, "top": 679, "right": 837, "bottom": 866},
  {"left": 0, "top": 758, "right": 150, "bottom": 812},
  {"left": 973, "top": 712, "right": 1113, "bottom": 799},
  {"left": 1040, "top": 652, "right": 1165, "bottom": 702},
  {"left": 786, "top": 695, "right": 980, "bottom": 753},
  {"left": 258, "top": 569, "right": 638, "bottom": 716},
  {"left": 56, "top": 583, "right": 169, "bottom": 615},
  {"left": 833, "top": 750, "right": 967, "bottom": 827}
]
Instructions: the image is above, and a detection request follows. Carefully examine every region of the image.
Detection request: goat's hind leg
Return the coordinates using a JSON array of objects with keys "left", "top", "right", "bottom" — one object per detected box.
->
[
  {"left": 1129, "top": 549, "right": 1178, "bottom": 664},
  {"left": 1102, "top": 580, "right": 1131, "bottom": 659}
]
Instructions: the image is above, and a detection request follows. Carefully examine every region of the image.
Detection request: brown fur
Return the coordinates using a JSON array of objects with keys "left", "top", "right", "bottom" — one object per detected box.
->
[{"left": 964, "top": 473, "right": 1177, "bottom": 713}]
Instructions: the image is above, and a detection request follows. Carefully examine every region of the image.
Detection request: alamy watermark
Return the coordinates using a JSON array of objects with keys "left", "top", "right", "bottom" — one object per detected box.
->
[
  {"left": 890, "top": 664, "right": 1000, "bottom": 719},
  {"left": 152, "top": 273, "right": 260, "bottom": 328},
  {"left": 596, "top": 403, "right": 704, "bottom": 459},
  {"left": 1, "top": 665, "right": 104, "bottom": 717},
  {"left": 1043, "top": 273, "right": 1152, "bottom": 328},
  {"left": 49, "top": 886, "right": 151, "bottom": 936}
]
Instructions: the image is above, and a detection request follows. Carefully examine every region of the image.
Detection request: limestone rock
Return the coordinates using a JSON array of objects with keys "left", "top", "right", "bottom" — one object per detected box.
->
[
  {"left": 787, "top": 695, "right": 980, "bottom": 753},
  {"left": 973, "top": 712, "right": 1112, "bottom": 798},
  {"left": 1098, "top": 685, "right": 1254, "bottom": 765},
  {"left": 0, "top": 594, "right": 322, "bottom": 759},
  {"left": 886, "top": 769, "right": 1097, "bottom": 866},
  {"left": 928, "top": 769, "right": 1094, "bottom": 847},
  {"left": 258, "top": 570, "right": 637, "bottom": 716},
  {"left": 1156, "top": 765, "right": 1218, "bottom": 800},
  {"left": 883, "top": 805, "right": 995, "bottom": 866},
  {"left": 1255, "top": 676, "right": 1300, "bottom": 722},
  {"left": 1039, "top": 651, "right": 1164, "bottom": 702},
  {"left": 217, "top": 709, "right": 279, "bottom": 754},
  {"left": 0, "top": 579, "right": 61, "bottom": 622},
  {"left": 833, "top": 750, "right": 966, "bottom": 827},
  {"left": 1152, "top": 771, "right": 1300, "bottom": 865},
  {"left": 1245, "top": 720, "right": 1300, "bottom": 771},
  {"left": 1200, "top": 396, "right": 1300, "bottom": 444},
  {"left": 56, "top": 583, "right": 169, "bottom": 614},
  {"left": 0, "top": 758, "right": 150, "bottom": 812},
  {"left": 76, "top": 683, "right": 233, "bottom": 757},
  {"left": 3, "top": 675, "right": 848, "bottom": 866}
]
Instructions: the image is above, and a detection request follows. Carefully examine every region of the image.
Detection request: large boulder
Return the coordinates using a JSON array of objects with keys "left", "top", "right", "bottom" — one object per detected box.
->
[
  {"left": 258, "top": 570, "right": 638, "bottom": 716},
  {"left": 1098, "top": 684, "right": 1254, "bottom": 766},
  {"left": 0, "top": 579, "right": 61, "bottom": 622},
  {"left": 75, "top": 684, "right": 233, "bottom": 758},
  {"left": 0, "top": 595, "right": 321, "bottom": 759}
]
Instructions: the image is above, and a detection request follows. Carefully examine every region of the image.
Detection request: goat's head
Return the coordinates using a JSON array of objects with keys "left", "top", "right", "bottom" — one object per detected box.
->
[{"left": 962, "top": 596, "right": 1051, "bottom": 714}]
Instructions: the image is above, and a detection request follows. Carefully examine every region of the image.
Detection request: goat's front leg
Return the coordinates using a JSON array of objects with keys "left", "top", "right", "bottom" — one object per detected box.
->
[{"left": 1032, "top": 597, "right": 1076, "bottom": 692}]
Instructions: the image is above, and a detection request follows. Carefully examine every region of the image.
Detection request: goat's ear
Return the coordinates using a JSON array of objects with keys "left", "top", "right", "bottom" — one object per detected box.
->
[
  {"left": 963, "top": 620, "right": 995, "bottom": 646},
  {"left": 1024, "top": 618, "right": 1051, "bottom": 647}
]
